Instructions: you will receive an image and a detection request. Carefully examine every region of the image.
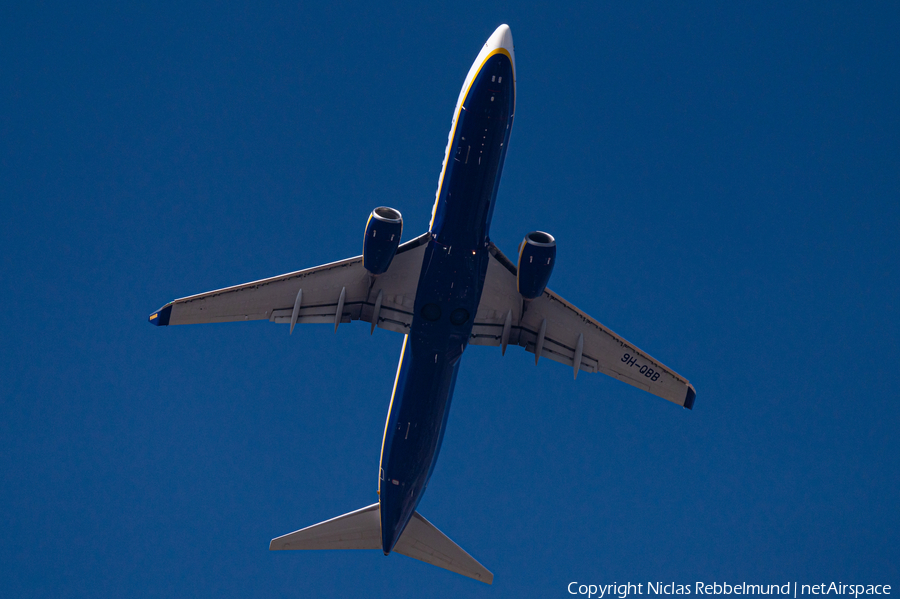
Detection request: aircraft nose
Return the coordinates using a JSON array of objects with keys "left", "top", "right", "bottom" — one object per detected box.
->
[
  {"left": 487, "top": 24, "right": 514, "bottom": 55},
  {"left": 485, "top": 24, "right": 515, "bottom": 78}
]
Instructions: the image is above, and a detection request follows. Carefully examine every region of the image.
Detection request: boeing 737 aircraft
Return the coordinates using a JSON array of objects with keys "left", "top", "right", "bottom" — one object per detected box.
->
[{"left": 148, "top": 24, "right": 695, "bottom": 584}]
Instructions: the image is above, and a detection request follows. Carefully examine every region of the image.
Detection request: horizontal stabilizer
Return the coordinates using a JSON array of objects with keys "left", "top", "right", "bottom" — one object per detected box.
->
[
  {"left": 269, "top": 504, "right": 492, "bottom": 584},
  {"left": 269, "top": 503, "right": 380, "bottom": 550},
  {"left": 394, "top": 511, "right": 493, "bottom": 584}
]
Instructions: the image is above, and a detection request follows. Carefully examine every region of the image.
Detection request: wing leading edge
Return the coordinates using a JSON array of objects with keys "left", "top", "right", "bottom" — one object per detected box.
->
[{"left": 471, "top": 243, "right": 696, "bottom": 409}]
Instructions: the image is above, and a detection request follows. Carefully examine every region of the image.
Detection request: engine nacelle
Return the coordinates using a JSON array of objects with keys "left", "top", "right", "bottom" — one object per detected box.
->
[
  {"left": 517, "top": 231, "right": 556, "bottom": 300},
  {"left": 363, "top": 207, "right": 403, "bottom": 275}
]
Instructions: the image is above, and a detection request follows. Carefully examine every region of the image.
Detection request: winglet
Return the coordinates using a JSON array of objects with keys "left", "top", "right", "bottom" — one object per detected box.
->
[
  {"left": 148, "top": 304, "right": 172, "bottom": 326},
  {"left": 683, "top": 384, "right": 696, "bottom": 410}
]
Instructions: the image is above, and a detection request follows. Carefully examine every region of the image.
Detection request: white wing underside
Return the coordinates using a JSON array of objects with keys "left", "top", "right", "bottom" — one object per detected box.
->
[
  {"left": 470, "top": 243, "right": 695, "bottom": 408},
  {"left": 152, "top": 233, "right": 693, "bottom": 407},
  {"left": 155, "top": 233, "right": 430, "bottom": 334}
]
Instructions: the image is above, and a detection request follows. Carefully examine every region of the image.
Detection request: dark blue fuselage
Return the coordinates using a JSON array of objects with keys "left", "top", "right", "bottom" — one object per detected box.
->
[{"left": 379, "top": 50, "right": 515, "bottom": 553}]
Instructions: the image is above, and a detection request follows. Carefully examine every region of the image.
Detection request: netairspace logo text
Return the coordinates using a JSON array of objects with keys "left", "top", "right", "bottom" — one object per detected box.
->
[{"left": 567, "top": 582, "right": 892, "bottom": 599}]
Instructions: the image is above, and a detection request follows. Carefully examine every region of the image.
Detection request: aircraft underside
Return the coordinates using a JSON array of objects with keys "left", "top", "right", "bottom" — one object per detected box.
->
[
  {"left": 379, "top": 42, "right": 515, "bottom": 555},
  {"left": 149, "top": 24, "right": 694, "bottom": 585}
]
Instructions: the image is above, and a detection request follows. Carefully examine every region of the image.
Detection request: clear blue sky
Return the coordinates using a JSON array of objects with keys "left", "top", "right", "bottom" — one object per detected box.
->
[{"left": 2, "top": 2, "right": 898, "bottom": 597}]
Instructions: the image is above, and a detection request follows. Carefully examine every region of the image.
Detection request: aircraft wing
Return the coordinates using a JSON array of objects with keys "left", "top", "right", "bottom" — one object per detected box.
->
[
  {"left": 470, "top": 243, "right": 695, "bottom": 409},
  {"left": 148, "top": 233, "right": 430, "bottom": 335}
]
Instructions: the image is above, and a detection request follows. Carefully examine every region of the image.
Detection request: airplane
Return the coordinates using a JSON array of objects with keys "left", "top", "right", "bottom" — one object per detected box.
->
[{"left": 148, "top": 24, "right": 695, "bottom": 584}]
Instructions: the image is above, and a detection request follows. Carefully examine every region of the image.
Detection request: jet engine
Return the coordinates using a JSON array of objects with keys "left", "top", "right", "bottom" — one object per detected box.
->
[
  {"left": 517, "top": 231, "right": 556, "bottom": 300},
  {"left": 363, "top": 207, "right": 403, "bottom": 275}
]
